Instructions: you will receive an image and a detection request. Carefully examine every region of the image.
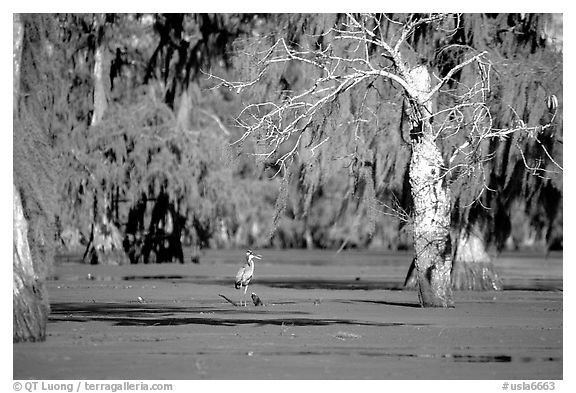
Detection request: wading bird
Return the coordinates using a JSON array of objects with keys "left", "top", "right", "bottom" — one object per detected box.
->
[{"left": 235, "top": 250, "right": 261, "bottom": 306}]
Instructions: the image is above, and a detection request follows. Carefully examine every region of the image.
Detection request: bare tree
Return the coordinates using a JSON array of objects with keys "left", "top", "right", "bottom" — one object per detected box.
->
[{"left": 208, "top": 13, "right": 558, "bottom": 307}]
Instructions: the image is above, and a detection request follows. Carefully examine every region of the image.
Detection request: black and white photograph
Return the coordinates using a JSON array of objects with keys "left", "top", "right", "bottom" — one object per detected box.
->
[{"left": 11, "top": 8, "right": 565, "bottom": 387}]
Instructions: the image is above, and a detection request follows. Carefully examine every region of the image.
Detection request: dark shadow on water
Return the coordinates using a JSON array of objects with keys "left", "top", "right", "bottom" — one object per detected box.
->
[
  {"left": 120, "top": 276, "right": 562, "bottom": 292},
  {"left": 502, "top": 279, "right": 563, "bottom": 292},
  {"left": 184, "top": 349, "right": 559, "bottom": 364},
  {"left": 450, "top": 354, "right": 512, "bottom": 362},
  {"left": 124, "top": 275, "right": 185, "bottom": 281},
  {"left": 257, "top": 278, "right": 406, "bottom": 291},
  {"left": 49, "top": 302, "right": 306, "bottom": 318},
  {"left": 49, "top": 302, "right": 429, "bottom": 328},
  {"left": 264, "top": 350, "right": 515, "bottom": 363},
  {"left": 121, "top": 276, "right": 407, "bottom": 291},
  {"left": 348, "top": 299, "right": 422, "bottom": 308},
  {"left": 356, "top": 352, "right": 558, "bottom": 363}
]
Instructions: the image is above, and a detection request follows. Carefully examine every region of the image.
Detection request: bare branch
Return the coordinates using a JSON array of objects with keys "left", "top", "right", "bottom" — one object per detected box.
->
[
  {"left": 197, "top": 108, "right": 230, "bottom": 136},
  {"left": 201, "top": 66, "right": 268, "bottom": 94},
  {"left": 425, "top": 51, "right": 488, "bottom": 102},
  {"left": 310, "top": 136, "right": 330, "bottom": 156},
  {"left": 535, "top": 136, "right": 563, "bottom": 172}
]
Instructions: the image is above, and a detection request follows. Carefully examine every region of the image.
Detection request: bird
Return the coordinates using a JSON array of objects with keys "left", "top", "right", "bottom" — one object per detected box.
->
[{"left": 235, "top": 250, "right": 261, "bottom": 306}]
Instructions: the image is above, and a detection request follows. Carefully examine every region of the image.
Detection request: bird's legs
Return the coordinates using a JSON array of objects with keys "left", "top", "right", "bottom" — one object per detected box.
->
[{"left": 237, "top": 285, "right": 247, "bottom": 306}]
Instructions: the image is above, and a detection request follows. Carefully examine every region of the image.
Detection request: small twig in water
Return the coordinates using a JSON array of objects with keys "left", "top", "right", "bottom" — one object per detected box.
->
[{"left": 218, "top": 294, "right": 239, "bottom": 307}]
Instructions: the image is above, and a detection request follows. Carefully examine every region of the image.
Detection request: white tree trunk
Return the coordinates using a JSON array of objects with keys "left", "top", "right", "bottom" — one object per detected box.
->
[
  {"left": 91, "top": 45, "right": 107, "bottom": 126},
  {"left": 409, "top": 134, "right": 454, "bottom": 307},
  {"left": 14, "top": 185, "right": 49, "bottom": 342},
  {"left": 407, "top": 65, "right": 454, "bottom": 307}
]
